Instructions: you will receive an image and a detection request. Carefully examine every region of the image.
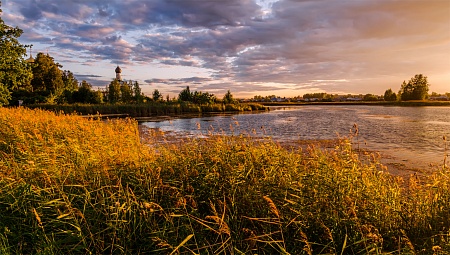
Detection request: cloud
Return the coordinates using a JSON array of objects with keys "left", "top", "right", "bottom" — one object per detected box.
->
[
  {"left": 3, "top": 0, "right": 450, "bottom": 96},
  {"left": 71, "top": 74, "right": 109, "bottom": 87}
]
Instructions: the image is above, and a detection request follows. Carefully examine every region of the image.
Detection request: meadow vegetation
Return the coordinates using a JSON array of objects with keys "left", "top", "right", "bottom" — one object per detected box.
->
[{"left": 0, "top": 107, "right": 449, "bottom": 254}]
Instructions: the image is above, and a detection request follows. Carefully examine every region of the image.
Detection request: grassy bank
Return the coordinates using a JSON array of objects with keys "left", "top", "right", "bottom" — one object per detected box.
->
[
  {"left": 23, "top": 102, "right": 268, "bottom": 117},
  {"left": 0, "top": 107, "right": 449, "bottom": 254}
]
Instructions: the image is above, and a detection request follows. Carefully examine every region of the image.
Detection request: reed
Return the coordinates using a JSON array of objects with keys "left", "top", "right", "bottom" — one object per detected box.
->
[{"left": 0, "top": 107, "right": 449, "bottom": 254}]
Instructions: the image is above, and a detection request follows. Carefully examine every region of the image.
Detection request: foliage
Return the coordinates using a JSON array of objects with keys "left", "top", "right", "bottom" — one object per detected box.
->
[
  {"left": 192, "top": 90, "right": 216, "bottom": 104},
  {"left": 0, "top": 82, "right": 11, "bottom": 106},
  {"left": 61, "top": 70, "right": 78, "bottom": 91},
  {"left": 223, "top": 90, "right": 235, "bottom": 104},
  {"left": 106, "top": 80, "right": 143, "bottom": 104},
  {"left": 178, "top": 86, "right": 192, "bottom": 101},
  {"left": 152, "top": 89, "right": 162, "bottom": 101},
  {"left": 303, "top": 92, "right": 333, "bottom": 100},
  {"left": 178, "top": 86, "right": 218, "bottom": 105},
  {"left": 0, "top": 107, "right": 449, "bottom": 254},
  {"left": 384, "top": 88, "right": 397, "bottom": 101},
  {"left": 69, "top": 80, "right": 103, "bottom": 104},
  {"left": 31, "top": 53, "right": 64, "bottom": 93},
  {"left": 399, "top": 74, "right": 430, "bottom": 101},
  {"left": 90, "top": 90, "right": 104, "bottom": 104},
  {"left": 119, "top": 81, "right": 133, "bottom": 103},
  {"left": 0, "top": 5, "right": 33, "bottom": 98},
  {"left": 107, "top": 79, "right": 121, "bottom": 103},
  {"left": 132, "top": 81, "right": 143, "bottom": 103},
  {"left": 363, "top": 93, "right": 379, "bottom": 101}
]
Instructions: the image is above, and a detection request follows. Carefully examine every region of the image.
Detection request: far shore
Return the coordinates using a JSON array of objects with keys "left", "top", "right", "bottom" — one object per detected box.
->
[{"left": 260, "top": 100, "right": 450, "bottom": 107}]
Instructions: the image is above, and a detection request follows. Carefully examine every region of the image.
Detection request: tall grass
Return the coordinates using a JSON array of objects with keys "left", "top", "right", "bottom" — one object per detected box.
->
[{"left": 0, "top": 107, "right": 449, "bottom": 254}]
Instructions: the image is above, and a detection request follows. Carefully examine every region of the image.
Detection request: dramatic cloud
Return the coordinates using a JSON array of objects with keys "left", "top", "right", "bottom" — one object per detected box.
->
[{"left": 2, "top": 0, "right": 449, "bottom": 97}]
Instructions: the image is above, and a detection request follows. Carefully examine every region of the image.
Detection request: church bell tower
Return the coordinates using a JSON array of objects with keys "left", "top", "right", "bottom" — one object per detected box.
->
[{"left": 115, "top": 66, "right": 122, "bottom": 81}]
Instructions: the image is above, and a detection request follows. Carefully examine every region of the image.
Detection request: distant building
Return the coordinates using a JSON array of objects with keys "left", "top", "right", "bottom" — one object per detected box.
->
[
  {"left": 346, "top": 97, "right": 362, "bottom": 101},
  {"left": 430, "top": 95, "right": 449, "bottom": 101},
  {"left": 115, "top": 66, "right": 122, "bottom": 81},
  {"left": 26, "top": 47, "right": 34, "bottom": 63}
]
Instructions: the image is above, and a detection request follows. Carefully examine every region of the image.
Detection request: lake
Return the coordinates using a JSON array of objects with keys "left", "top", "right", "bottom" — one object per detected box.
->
[{"left": 141, "top": 105, "right": 450, "bottom": 172}]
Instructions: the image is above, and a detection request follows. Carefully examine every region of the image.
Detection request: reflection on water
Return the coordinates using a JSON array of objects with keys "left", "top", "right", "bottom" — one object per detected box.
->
[{"left": 142, "top": 106, "right": 450, "bottom": 170}]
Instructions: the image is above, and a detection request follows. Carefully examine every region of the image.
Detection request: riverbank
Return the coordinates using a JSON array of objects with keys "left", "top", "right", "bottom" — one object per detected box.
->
[
  {"left": 22, "top": 101, "right": 268, "bottom": 117},
  {"left": 1, "top": 107, "right": 449, "bottom": 254}
]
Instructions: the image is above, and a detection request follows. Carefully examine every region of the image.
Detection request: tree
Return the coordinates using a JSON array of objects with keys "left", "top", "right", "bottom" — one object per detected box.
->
[
  {"left": 90, "top": 90, "right": 103, "bottom": 104},
  {"left": 223, "top": 90, "right": 235, "bottom": 104},
  {"left": 363, "top": 94, "right": 378, "bottom": 101},
  {"left": 132, "top": 81, "right": 143, "bottom": 103},
  {"left": 152, "top": 89, "right": 162, "bottom": 101},
  {"left": 120, "top": 81, "right": 133, "bottom": 103},
  {"left": 72, "top": 80, "right": 92, "bottom": 103},
  {"left": 178, "top": 86, "right": 192, "bottom": 101},
  {"left": 0, "top": 83, "right": 11, "bottom": 106},
  {"left": 303, "top": 93, "right": 328, "bottom": 100},
  {"left": 31, "top": 53, "right": 64, "bottom": 93},
  {"left": 108, "top": 79, "right": 121, "bottom": 103},
  {"left": 193, "top": 91, "right": 216, "bottom": 104},
  {"left": 383, "top": 89, "right": 397, "bottom": 101},
  {"left": 0, "top": 4, "right": 33, "bottom": 104},
  {"left": 62, "top": 70, "right": 78, "bottom": 91},
  {"left": 399, "top": 74, "right": 429, "bottom": 101}
]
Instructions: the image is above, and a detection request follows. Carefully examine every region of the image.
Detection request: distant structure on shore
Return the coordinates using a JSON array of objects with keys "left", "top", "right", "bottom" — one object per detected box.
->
[
  {"left": 26, "top": 47, "right": 34, "bottom": 63},
  {"left": 115, "top": 66, "right": 122, "bottom": 81}
]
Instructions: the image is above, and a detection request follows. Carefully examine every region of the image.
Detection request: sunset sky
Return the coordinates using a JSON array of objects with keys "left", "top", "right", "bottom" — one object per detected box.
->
[{"left": 2, "top": 0, "right": 450, "bottom": 98}]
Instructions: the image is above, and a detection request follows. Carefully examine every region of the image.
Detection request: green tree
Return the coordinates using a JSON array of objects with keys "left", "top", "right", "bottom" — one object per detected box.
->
[
  {"left": 72, "top": 80, "right": 92, "bottom": 103},
  {"left": 152, "top": 89, "right": 162, "bottom": 101},
  {"left": 383, "top": 89, "right": 397, "bottom": 101},
  {"left": 90, "top": 90, "right": 103, "bottom": 104},
  {"left": 303, "top": 93, "right": 328, "bottom": 100},
  {"left": 108, "top": 79, "right": 121, "bottom": 103},
  {"left": 399, "top": 74, "right": 429, "bottom": 101},
  {"left": 192, "top": 91, "right": 216, "bottom": 104},
  {"left": 223, "top": 90, "right": 235, "bottom": 104},
  {"left": 0, "top": 4, "right": 33, "bottom": 104},
  {"left": 0, "top": 83, "right": 11, "bottom": 106},
  {"left": 62, "top": 70, "right": 78, "bottom": 91},
  {"left": 363, "top": 94, "right": 378, "bottom": 101},
  {"left": 120, "top": 81, "right": 133, "bottom": 103},
  {"left": 178, "top": 86, "right": 192, "bottom": 101},
  {"left": 31, "top": 53, "right": 64, "bottom": 93},
  {"left": 132, "top": 81, "right": 143, "bottom": 103}
]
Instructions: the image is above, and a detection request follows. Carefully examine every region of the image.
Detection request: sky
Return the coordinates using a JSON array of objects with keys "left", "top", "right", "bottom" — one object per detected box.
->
[{"left": 2, "top": 0, "right": 450, "bottom": 98}]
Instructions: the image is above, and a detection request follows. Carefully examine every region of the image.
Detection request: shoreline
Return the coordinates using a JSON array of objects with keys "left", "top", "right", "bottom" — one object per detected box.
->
[{"left": 261, "top": 100, "right": 450, "bottom": 107}]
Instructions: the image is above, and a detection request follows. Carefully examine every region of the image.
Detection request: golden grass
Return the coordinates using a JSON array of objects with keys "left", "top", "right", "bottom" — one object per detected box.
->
[{"left": 0, "top": 107, "right": 449, "bottom": 254}]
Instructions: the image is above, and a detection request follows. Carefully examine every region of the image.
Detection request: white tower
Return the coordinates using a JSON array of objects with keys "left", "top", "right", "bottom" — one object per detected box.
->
[{"left": 115, "top": 66, "right": 122, "bottom": 81}]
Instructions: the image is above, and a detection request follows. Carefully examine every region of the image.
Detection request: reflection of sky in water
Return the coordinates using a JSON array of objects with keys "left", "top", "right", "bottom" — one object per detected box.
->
[{"left": 142, "top": 106, "right": 450, "bottom": 167}]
